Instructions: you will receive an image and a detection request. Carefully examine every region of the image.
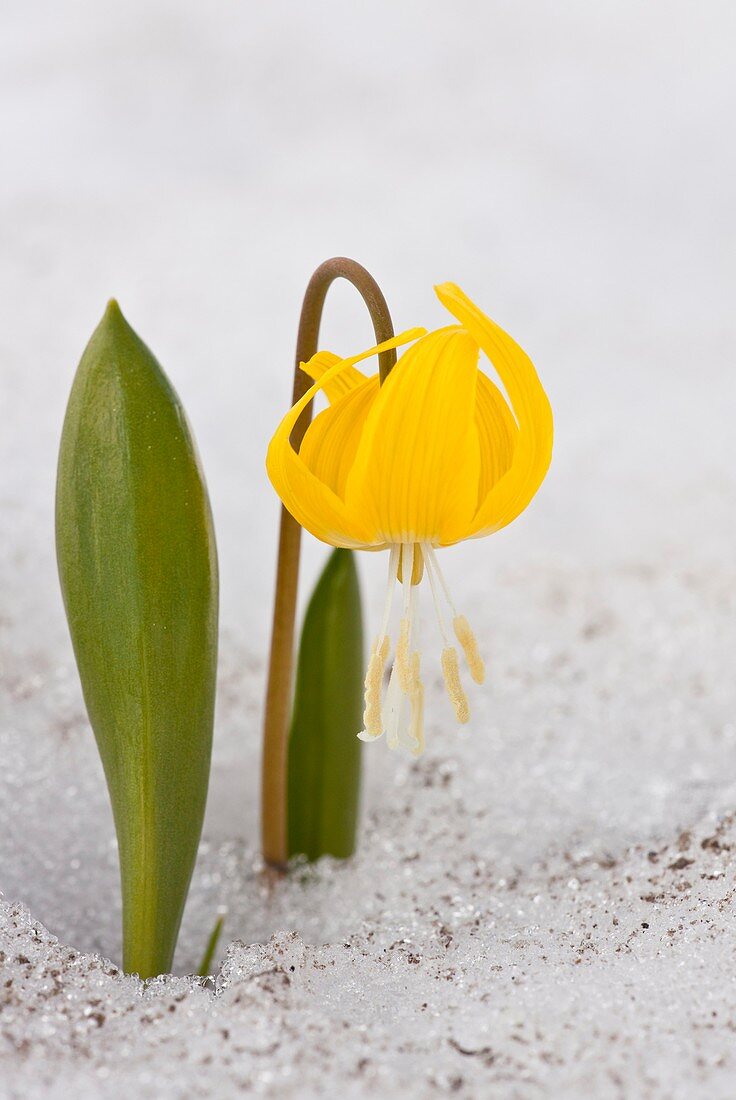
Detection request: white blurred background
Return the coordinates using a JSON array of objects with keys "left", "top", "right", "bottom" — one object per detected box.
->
[
  {"left": 2, "top": 1, "right": 734, "bottom": 623},
  {"left": 1, "top": 1, "right": 735, "bottom": 961}
]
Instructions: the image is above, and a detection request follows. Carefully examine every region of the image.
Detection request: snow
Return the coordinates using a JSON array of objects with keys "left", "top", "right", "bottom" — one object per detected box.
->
[{"left": 1, "top": 1, "right": 736, "bottom": 1096}]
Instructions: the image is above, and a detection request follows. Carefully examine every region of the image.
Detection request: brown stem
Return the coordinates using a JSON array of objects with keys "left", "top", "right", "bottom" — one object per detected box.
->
[{"left": 261, "top": 257, "right": 396, "bottom": 868}]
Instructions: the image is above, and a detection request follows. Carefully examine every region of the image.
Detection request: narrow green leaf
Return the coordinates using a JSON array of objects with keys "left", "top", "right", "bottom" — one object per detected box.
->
[
  {"left": 56, "top": 301, "right": 218, "bottom": 978},
  {"left": 197, "top": 909, "right": 226, "bottom": 977},
  {"left": 288, "top": 548, "right": 364, "bottom": 861}
]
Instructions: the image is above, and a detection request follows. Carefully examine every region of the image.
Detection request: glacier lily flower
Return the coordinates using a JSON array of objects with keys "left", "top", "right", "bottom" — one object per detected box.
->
[{"left": 267, "top": 284, "right": 553, "bottom": 755}]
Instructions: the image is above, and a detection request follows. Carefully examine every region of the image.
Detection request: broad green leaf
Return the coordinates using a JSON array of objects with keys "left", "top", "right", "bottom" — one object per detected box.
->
[
  {"left": 288, "top": 548, "right": 364, "bottom": 861},
  {"left": 56, "top": 301, "right": 218, "bottom": 978}
]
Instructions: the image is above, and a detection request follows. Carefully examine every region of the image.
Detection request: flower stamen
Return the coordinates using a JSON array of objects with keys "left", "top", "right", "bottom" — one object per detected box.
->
[
  {"left": 359, "top": 545, "right": 399, "bottom": 741},
  {"left": 362, "top": 634, "right": 389, "bottom": 739},
  {"left": 408, "top": 653, "right": 425, "bottom": 756},
  {"left": 397, "top": 542, "right": 424, "bottom": 585},
  {"left": 396, "top": 617, "right": 412, "bottom": 694},
  {"left": 424, "top": 543, "right": 485, "bottom": 690},
  {"left": 453, "top": 614, "right": 485, "bottom": 685},
  {"left": 441, "top": 646, "right": 470, "bottom": 724},
  {"left": 360, "top": 541, "right": 478, "bottom": 752},
  {"left": 384, "top": 660, "right": 403, "bottom": 750},
  {"left": 422, "top": 542, "right": 451, "bottom": 647},
  {"left": 423, "top": 543, "right": 470, "bottom": 721},
  {"left": 396, "top": 543, "right": 417, "bottom": 693},
  {"left": 380, "top": 545, "right": 401, "bottom": 637},
  {"left": 391, "top": 544, "right": 425, "bottom": 755}
]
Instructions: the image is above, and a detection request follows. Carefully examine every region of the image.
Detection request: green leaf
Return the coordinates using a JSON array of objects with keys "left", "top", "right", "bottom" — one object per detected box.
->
[
  {"left": 288, "top": 548, "right": 364, "bottom": 861},
  {"left": 197, "top": 909, "right": 226, "bottom": 977},
  {"left": 56, "top": 301, "right": 218, "bottom": 978}
]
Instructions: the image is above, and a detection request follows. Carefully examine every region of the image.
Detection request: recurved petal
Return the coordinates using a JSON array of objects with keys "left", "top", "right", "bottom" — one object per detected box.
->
[
  {"left": 266, "top": 328, "right": 425, "bottom": 548},
  {"left": 435, "top": 283, "right": 553, "bottom": 536},
  {"left": 300, "top": 350, "right": 368, "bottom": 405},
  {"left": 344, "top": 327, "right": 481, "bottom": 546},
  {"left": 299, "top": 374, "right": 379, "bottom": 498}
]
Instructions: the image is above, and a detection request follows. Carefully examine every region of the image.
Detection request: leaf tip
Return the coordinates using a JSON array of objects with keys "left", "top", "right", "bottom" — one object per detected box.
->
[{"left": 103, "top": 297, "right": 126, "bottom": 327}]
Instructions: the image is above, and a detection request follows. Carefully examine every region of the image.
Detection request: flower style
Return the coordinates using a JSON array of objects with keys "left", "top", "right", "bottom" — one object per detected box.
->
[{"left": 267, "top": 283, "right": 553, "bottom": 755}]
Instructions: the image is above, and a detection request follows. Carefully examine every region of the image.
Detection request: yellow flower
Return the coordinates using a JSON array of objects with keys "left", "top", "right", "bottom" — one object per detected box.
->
[{"left": 267, "top": 283, "right": 553, "bottom": 755}]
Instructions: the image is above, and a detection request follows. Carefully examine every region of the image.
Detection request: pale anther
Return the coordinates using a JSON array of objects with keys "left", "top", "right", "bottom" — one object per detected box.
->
[
  {"left": 441, "top": 646, "right": 470, "bottom": 724},
  {"left": 453, "top": 615, "right": 485, "bottom": 684},
  {"left": 362, "top": 634, "right": 389, "bottom": 738},
  {"left": 409, "top": 679, "right": 425, "bottom": 757},
  {"left": 396, "top": 617, "right": 413, "bottom": 694},
  {"left": 410, "top": 650, "right": 421, "bottom": 693}
]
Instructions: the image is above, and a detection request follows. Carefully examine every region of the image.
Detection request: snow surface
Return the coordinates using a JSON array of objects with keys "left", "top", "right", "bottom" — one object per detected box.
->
[{"left": 1, "top": 2, "right": 736, "bottom": 1097}]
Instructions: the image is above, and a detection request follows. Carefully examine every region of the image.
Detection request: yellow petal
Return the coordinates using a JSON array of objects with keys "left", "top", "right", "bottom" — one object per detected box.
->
[
  {"left": 266, "top": 328, "right": 425, "bottom": 547},
  {"left": 300, "top": 350, "right": 367, "bottom": 405},
  {"left": 299, "top": 374, "right": 379, "bottom": 498},
  {"left": 475, "top": 370, "right": 519, "bottom": 506},
  {"left": 435, "top": 283, "right": 553, "bottom": 536},
  {"left": 345, "top": 327, "right": 481, "bottom": 546}
]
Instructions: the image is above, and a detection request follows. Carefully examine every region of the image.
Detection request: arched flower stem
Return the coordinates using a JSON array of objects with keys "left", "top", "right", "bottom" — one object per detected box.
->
[{"left": 262, "top": 257, "right": 396, "bottom": 868}]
